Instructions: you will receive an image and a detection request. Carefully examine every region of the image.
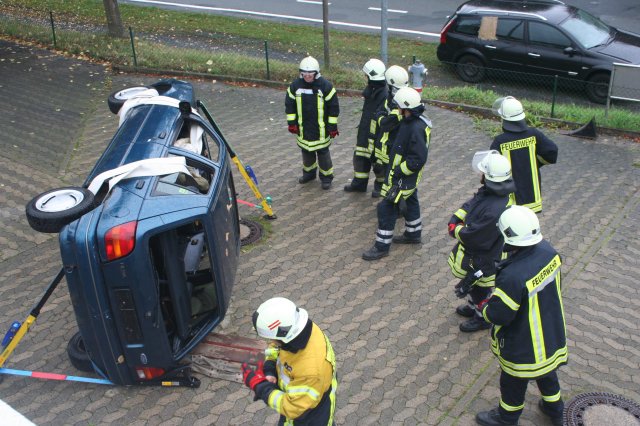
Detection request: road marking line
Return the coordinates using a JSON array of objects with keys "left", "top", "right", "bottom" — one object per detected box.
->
[
  {"left": 368, "top": 7, "right": 408, "bottom": 14},
  {"left": 124, "top": 0, "right": 439, "bottom": 38},
  {"left": 297, "top": 0, "right": 331, "bottom": 4}
]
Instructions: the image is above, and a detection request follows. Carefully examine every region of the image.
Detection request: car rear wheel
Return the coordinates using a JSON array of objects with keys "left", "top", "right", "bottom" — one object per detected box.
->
[
  {"left": 455, "top": 54, "right": 486, "bottom": 83},
  {"left": 107, "top": 86, "right": 151, "bottom": 114},
  {"left": 585, "top": 73, "right": 610, "bottom": 104},
  {"left": 25, "top": 187, "right": 96, "bottom": 233},
  {"left": 67, "top": 332, "right": 94, "bottom": 373}
]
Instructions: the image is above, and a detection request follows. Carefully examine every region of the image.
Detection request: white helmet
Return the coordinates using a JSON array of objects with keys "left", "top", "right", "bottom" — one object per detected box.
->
[
  {"left": 473, "top": 150, "right": 512, "bottom": 183},
  {"left": 385, "top": 65, "right": 409, "bottom": 89},
  {"left": 299, "top": 56, "right": 320, "bottom": 74},
  {"left": 493, "top": 96, "right": 525, "bottom": 122},
  {"left": 252, "top": 297, "right": 309, "bottom": 343},
  {"left": 498, "top": 205, "right": 542, "bottom": 247},
  {"left": 362, "top": 58, "right": 386, "bottom": 81},
  {"left": 393, "top": 87, "right": 422, "bottom": 109}
]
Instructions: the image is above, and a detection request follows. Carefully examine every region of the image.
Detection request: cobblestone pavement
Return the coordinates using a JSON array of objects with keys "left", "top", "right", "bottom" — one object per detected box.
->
[{"left": 0, "top": 39, "right": 639, "bottom": 426}]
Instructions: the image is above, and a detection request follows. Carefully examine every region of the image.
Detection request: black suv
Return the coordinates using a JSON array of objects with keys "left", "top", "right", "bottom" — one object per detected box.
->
[{"left": 437, "top": 0, "right": 640, "bottom": 103}]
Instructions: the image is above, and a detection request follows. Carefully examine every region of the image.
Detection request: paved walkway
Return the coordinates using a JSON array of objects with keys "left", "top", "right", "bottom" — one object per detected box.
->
[{"left": 0, "top": 39, "right": 639, "bottom": 425}]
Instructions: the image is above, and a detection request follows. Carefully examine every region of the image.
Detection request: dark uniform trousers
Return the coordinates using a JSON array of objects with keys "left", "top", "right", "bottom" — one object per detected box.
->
[
  {"left": 301, "top": 147, "right": 333, "bottom": 183},
  {"left": 499, "top": 370, "right": 563, "bottom": 423},
  {"left": 374, "top": 189, "right": 421, "bottom": 251}
]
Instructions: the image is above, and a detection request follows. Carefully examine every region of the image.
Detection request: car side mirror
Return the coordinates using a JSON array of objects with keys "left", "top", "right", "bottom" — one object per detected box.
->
[{"left": 564, "top": 47, "right": 575, "bottom": 57}]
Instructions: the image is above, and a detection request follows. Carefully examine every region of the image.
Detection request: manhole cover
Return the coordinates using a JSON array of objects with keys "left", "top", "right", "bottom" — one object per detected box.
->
[
  {"left": 565, "top": 392, "right": 640, "bottom": 426},
  {"left": 239, "top": 218, "right": 263, "bottom": 246}
]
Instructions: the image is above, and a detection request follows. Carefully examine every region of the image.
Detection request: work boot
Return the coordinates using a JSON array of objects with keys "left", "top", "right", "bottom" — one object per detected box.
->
[
  {"left": 475, "top": 408, "right": 518, "bottom": 426},
  {"left": 321, "top": 181, "right": 332, "bottom": 190},
  {"left": 460, "top": 316, "right": 491, "bottom": 332},
  {"left": 538, "top": 400, "right": 563, "bottom": 426},
  {"left": 392, "top": 234, "right": 422, "bottom": 244},
  {"left": 298, "top": 174, "right": 316, "bottom": 184},
  {"left": 456, "top": 304, "right": 475, "bottom": 317},
  {"left": 362, "top": 246, "right": 389, "bottom": 261},
  {"left": 344, "top": 182, "right": 367, "bottom": 193}
]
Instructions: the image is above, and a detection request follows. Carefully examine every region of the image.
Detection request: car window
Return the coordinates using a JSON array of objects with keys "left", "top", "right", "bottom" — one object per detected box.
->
[
  {"left": 528, "top": 22, "right": 572, "bottom": 48},
  {"left": 559, "top": 9, "right": 611, "bottom": 49},
  {"left": 454, "top": 15, "right": 481, "bottom": 35},
  {"left": 496, "top": 18, "right": 524, "bottom": 41},
  {"left": 153, "top": 157, "right": 215, "bottom": 196}
]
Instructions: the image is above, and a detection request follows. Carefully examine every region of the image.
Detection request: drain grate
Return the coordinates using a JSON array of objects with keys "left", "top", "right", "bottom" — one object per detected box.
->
[
  {"left": 564, "top": 392, "right": 640, "bottom": 426},
  {"left": 239, "top": 218, "right": 263, "bottom": 246}
]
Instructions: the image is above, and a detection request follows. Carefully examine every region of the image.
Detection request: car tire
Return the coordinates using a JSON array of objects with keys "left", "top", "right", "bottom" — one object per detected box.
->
[
  {"left": 585, "top": 73, "right": 610, "bottom": 104},
  {"left": 107, "top": 86, "right": 150, "bottom": 114},
  {"left": 25, "top": 187, "right": 96, "bottom": 233},
  {"left": 455, "top": 54, "right": 486, "bottom": 83},
  {"left": 67, "top": 332, "right": 94, "bottom": 373}
]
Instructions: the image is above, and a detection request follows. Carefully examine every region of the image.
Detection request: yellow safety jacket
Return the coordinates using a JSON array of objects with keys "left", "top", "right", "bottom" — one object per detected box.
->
[{"left": 264, "top": 323, "right": 337, "bottom": 425}]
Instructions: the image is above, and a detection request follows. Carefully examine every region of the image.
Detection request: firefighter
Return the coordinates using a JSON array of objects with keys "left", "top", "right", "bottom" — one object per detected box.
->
[
  {"left": 286, "top": 56, "right": 340, "bottom": 190},
  {"left": 476, "top": 205, "right": 567, "bottom": 426},
  {"left": 362, "top": 87, "right": 432, "bottom": 261},
  {"left": 370, "top": 65, "right": 410, "bottom": 198},
  {"left": 241, "top": 297, "right": 337, "bottom": 425},
  {"left": 490, "top": 96, "right": 558, "bottom": 213},
  {"left": 344, "top": 58, "right": 388, "bottom": 193},
  {"left": 448, "top": 151, "right": 515, "bottom": 332}
]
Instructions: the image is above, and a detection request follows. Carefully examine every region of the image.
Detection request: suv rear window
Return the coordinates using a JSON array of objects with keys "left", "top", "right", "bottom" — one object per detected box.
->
[
  {"left": 496, "top": 18, "right": 524, "bottom": 41},
  {"left": 454, "top": 16, "right": 481, "bottom": 35}
]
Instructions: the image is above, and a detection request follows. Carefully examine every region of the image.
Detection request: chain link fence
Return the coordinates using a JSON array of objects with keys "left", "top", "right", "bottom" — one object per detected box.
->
[{"left": 2, "top": 10, "right": 639, "bottom": 129}]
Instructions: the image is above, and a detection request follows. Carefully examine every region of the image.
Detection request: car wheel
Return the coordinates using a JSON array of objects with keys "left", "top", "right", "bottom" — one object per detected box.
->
[
  {"left": 107, "top": 86, "right": 150, "bottom": 114},
  {"left": 25, "top": 187, "right": 96, "bottom": 233},
  {"left": 67, "top": 332, "right": 94, "bottom": 373},
  {"left": 455, "top": 54, "right": 486, "bottom": 83},
  {"left": 585, "top": 73, "right": 610, "bottom": 104}
]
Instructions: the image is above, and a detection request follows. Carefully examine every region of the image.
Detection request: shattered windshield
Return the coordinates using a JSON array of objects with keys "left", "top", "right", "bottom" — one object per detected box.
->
[{"left": 559, "top": 9, "right": 611, "bottom": 49}]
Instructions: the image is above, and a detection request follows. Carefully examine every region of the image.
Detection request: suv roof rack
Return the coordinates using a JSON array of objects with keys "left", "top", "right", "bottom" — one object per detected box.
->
[
  {"left": 489, "top": 0, "right": 564, "bottom": 4},
  {"left": 467, "top": 9, "right": 548, "bottom": 21}
]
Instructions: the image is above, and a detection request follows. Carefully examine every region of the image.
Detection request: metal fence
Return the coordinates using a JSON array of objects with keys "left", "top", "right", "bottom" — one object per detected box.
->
[{"left": 2, "top": 10, "right": 640, "bottom": 123}]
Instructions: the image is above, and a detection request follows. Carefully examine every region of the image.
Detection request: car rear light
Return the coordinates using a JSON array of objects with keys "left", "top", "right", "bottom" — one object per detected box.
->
[
  {"left": 135, "top": 366, "right": 165, "bottom": 380},
  {"left": 440, "top": 17, "right": 456, "bottom": 44},
  {"left": 105, "top": 221, "right": 137, "bottom": 261}
]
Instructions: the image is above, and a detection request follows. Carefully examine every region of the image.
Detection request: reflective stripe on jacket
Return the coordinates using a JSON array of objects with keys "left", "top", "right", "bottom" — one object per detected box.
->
[
  {"left": 267, "top": 323, "right": 337, "bottom": 425},
  {"left": 482, "top": 240, "right": 568, "bottom": 378},
  {"left": 286, "top": 77, "right": 340, "bottom": 152},
  {"left": 491, "top": 127, "right": 557, "bottom": 212}
]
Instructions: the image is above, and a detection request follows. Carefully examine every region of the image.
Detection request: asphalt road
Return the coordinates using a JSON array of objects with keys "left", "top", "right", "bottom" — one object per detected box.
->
[{"left": 121, "top": 0, "right": 640, "bottom": 41}]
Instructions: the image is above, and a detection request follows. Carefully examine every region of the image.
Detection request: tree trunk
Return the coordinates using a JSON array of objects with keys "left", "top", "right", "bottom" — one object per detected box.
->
[{"left": 103, "top": 0, "right": 125, "bottom": 38}]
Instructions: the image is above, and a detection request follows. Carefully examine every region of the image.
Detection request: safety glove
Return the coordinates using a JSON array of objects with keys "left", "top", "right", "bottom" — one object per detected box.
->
[
  {"left": 448, "top": 223, "right": 459, "bottom": 238},
  {"left": 454, "top": 270, "right": 483, "bottom": 298},
  {"left": 329, "top": 129, "right": 339, "bottom": 138},
  {"left": 288, "top": 124, "right": 300, "bottom": 135},
  {"left": 242, "top": 361, "right": 268, "bottom": 401}
]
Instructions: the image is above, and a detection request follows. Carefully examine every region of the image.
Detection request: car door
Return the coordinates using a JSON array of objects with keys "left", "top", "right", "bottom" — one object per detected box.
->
[
  {"left": 525, "top": 21, "right": 583, "bottom": 77},
  {"left": 478, "top": 17, "right": 527, "bottom": 71}
]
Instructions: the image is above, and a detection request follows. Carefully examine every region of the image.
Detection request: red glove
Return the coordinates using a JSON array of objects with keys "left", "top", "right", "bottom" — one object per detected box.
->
[
  {"left": 477, "top": 297, "right": 490, "bottom": 311},
  {"left": 448, "top": 222, "right": 457, "bottom": 237},
  {"left": 241, "top": 361, "right": 267, "bottom": 391},
  {"left": 329, "top": 129, "right": 339, "bottom": 138},
  {"left": 288, "top": 124, "right": 299, "bottom": 135}
]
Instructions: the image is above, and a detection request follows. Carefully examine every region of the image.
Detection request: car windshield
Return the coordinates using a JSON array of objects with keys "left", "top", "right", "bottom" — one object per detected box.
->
[{"left": 559, "top": 9, "right": 611, "bottom": 49}]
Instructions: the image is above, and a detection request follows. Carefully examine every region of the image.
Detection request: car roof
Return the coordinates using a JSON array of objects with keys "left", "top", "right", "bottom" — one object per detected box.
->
[{"left": 456, "top": 0, "right": 580, "bottom": 25}]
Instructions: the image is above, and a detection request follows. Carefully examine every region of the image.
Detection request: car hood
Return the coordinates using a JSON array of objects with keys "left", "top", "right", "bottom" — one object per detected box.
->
[{"left": 593, "top": 30, "right": 640, "bottom": 64}]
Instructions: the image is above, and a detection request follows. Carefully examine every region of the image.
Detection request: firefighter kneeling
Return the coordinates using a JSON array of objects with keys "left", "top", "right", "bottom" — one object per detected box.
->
[
  {"left": 476, "top": 206, "right": 567, "bottom": 426},
  {"left": 447, "top": 151, "right": 515, "bottom": 332},
  {"left": 242, "top": 297, "right": 338, "bottom": 425}
]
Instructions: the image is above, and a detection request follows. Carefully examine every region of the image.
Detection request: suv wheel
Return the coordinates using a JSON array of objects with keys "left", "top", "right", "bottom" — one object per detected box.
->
[
  {"left": 107, "top": 86, "right": 153, "bottom": 114},
  {"left": 25, "top": 187, "right": 96, "bottom": 233},
  {"left": 67, "top": 332, "right": 94, "bottom": 372},
  {"left": 455, "top": 54, "right": 486, "bottom": 83},
  {"left": 585, "top": 73, "right": 610, "bottom": 104}
]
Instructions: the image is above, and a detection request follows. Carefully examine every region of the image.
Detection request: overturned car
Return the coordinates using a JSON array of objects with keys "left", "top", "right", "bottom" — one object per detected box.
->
[{"left": 25, "top": 79, "right": 241, "bottom": 387}]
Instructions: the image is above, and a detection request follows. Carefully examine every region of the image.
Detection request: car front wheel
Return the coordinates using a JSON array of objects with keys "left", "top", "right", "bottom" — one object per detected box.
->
[
  {"left": 455, "top": 54, "right": 486, "bottom": 83},
  {"left": 67, "top": 332, "right": 94, "bottom": 373},
  {"left": 585, "top": 73, "right": 610, "bottom": 104},
  {"left": 25, "top": 187, "right": 96, "bottom": 233}
]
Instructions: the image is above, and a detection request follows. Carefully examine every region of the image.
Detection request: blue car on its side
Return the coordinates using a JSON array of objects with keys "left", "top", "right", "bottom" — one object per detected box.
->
[{"left": 25, "top": 79, "right": 240, "bottom": 387}]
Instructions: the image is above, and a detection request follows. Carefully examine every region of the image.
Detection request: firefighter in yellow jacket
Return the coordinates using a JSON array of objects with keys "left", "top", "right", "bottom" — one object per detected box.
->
[{"left": 242, "top": 297, "right": 337, "bottom": 425}]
